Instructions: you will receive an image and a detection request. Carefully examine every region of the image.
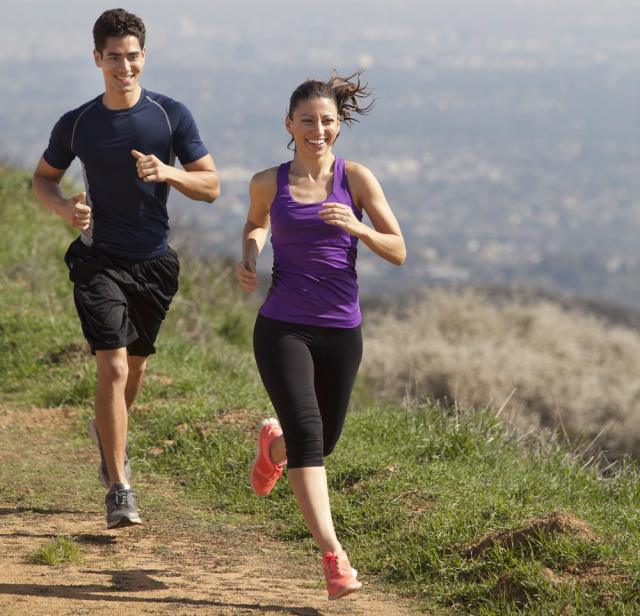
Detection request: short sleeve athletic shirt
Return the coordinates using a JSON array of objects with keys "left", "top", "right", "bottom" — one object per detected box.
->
[
  {"left": 43, "top": 89, "right": 209, "bottom": 260},
  {"left": 259, "top": 157, "right": 363, "bottom": 328}
]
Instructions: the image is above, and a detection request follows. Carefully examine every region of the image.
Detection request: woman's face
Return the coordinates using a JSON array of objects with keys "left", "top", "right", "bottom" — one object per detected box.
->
[{"left": 286, "top": 97, "right": 340, "bottom": 157}]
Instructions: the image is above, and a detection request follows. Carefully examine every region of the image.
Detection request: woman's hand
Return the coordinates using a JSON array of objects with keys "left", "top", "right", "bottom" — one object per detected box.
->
[
  {"left": 236, "top": 258, "right": 259, "bottom": 293},
  {"left": 319, "top": 202, "right": 362, "bottom": 236}
]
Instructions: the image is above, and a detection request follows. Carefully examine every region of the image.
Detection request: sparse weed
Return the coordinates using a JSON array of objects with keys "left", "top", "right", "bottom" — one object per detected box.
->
[
  {"left": 111, "top": 557, "right": 126, "bottom": 569},
  {"left": 30, "top": 535, "right": 84, "bottom": 567}
]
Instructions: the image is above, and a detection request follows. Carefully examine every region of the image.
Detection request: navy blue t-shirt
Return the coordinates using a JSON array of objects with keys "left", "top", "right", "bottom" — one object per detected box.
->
[{"left": 43, "top": 89, "right": 209, "bottom": 259}]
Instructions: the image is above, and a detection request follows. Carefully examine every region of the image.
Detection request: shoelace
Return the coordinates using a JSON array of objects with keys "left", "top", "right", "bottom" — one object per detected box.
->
[
  {"left": 113, "top": 489, "right": 134, "bottom": 507},
  {"left": 324, "top": 553, "right": 344, "bottom": 578}
]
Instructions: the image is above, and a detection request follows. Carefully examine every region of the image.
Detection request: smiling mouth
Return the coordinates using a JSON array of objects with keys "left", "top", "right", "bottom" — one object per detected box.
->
[{"left": 307, "top": 139, "right": 327, "bottom": 145}]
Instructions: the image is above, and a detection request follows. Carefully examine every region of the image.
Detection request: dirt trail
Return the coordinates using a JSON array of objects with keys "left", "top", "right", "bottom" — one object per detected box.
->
[{"left": 0, "top": 406, "right": 420, "bottom": 616}]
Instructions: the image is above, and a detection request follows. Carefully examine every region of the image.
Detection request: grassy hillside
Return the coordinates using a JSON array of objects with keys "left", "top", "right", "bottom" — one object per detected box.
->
[{"left": 2, "top": 164, "right": 640, "bottom": 614}]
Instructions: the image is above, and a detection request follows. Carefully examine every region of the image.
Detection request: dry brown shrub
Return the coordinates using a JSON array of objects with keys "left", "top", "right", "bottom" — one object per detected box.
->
[{"left": 362, "top": 287, "right": 640, "bottom": 457}]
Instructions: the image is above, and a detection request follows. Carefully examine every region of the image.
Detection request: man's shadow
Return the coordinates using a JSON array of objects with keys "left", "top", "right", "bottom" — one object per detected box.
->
[
  {"left": 0, "top": 509, "right": 326, "bottom": 614},
  {"left": 0, "top": 507, "right": 88, "bottom": 516}
]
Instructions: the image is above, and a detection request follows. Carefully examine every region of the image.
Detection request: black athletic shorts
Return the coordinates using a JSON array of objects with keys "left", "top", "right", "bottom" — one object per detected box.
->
[{"left": 64, "top": 237, "right": 180, "bottom": 356}]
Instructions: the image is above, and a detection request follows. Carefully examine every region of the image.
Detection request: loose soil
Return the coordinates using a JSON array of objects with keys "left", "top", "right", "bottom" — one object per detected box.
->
[
  {"left": 0, "top": 406, "right": 420, "bottom": 616},
  {"left": 456, "top": 510, "right": 602, "bottom": 559}
]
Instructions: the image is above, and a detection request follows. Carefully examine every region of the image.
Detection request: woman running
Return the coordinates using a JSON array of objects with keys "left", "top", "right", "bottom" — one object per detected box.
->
[{"left": 236, "top": 69, "right": 406, "bottom": 600}]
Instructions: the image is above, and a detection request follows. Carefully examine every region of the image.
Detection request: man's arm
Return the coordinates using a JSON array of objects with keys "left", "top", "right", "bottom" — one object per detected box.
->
[
  {"left": 32, "top": 157, "right": 91, "bottom": 230},
  {"left": 132, "top": 151, "right": 220, "bottom": 203}
]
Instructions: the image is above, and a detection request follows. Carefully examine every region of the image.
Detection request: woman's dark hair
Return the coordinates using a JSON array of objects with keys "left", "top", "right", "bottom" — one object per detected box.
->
[
  {"left": 93, "top": 8, "right": 146, "bottom": 56},
  {"left": 287, "top": 69, "right": 375, "bottom": 151}
]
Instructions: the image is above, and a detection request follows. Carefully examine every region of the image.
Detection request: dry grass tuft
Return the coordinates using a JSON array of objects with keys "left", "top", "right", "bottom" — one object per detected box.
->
[{"left": 362, "top": 287, "right": 640, "bottom": 457}]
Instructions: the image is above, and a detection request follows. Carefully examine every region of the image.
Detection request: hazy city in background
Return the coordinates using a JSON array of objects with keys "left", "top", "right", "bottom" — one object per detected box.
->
[{"left": 2, "top": 0, "right": 639, "bottom": 305}]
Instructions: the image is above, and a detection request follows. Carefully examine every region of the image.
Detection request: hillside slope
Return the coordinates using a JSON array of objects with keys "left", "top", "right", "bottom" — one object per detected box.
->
[{"left": 2, "top": 164, "right": 640, "bottom": 614}]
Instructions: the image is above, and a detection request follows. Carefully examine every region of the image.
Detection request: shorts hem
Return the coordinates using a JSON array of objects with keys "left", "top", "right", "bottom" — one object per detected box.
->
[
  {"left": 286, "top": 460, "right": 326, "bottom": 470},
  {"left": 88, "top": 333, "right": 139, "bottom": 355}
]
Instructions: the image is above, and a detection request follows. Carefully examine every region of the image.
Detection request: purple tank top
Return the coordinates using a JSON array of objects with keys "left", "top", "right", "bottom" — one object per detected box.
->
[{"left": 259, "top": 157, "right": 363, "bottom": 328}]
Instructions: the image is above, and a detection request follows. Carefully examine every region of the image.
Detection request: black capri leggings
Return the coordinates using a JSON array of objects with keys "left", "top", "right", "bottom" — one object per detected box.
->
[{"left": 253, "top": 314, "right": 363, "bottom": 469}]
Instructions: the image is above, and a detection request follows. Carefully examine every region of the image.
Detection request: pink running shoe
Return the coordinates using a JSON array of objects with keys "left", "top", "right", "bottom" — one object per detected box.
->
[
  {"left": 322, "top": 550, "right": 362, "bottom": 600},
  {"left": 250, "top": 418, "right": 286, "bottom": 496}
]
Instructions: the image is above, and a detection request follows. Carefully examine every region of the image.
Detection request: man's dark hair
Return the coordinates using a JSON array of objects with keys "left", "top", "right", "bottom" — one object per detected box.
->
[{"left": 93, "top": 8, "right": 146, "bottom": 56}]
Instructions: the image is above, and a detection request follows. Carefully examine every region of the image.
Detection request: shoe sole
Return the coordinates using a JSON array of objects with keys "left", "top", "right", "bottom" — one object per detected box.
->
[
  {"left": 250, "top": 418, "right": 279, "bottom": 496},
  {"left": 253, "top": 418, "right": 279, "bottom": 449},
  {"left": 328, "top": 581, "right": 362, "bottom": 600},
  {"left": 107, "top": 514, "right": 143, "bottom": 530}
]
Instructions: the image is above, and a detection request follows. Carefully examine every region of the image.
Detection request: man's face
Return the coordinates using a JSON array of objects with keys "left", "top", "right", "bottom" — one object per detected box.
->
[{"left": 94, "top": 35, "right": 145, "bottom": 96}]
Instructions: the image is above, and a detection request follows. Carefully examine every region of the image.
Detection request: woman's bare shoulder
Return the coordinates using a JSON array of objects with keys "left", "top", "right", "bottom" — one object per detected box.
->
[
  {"left": 250, "top": 166, "right": 280, "bottom": 207},
  {"left": 251, "top": 166, "right": 280, "bottom": 189}
]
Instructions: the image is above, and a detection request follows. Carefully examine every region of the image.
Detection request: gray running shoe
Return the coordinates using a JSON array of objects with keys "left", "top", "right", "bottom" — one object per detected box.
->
[
  {"left": 106, "top": 482, "right": 142, "bottom": 529},
  {"left": 89, "top": 417, "right": 131, "bottom": 490}
]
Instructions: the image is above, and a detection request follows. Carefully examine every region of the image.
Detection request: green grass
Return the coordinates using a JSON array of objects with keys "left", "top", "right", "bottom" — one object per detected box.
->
[
  {"left": 30, "top": 535, "right": 85, "bottom": 567},
  {"left": 2, "top": 163, "right": 640, "bottom": 614}
]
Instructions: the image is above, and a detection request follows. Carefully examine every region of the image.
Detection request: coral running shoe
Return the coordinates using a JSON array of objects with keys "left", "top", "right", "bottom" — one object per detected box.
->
[
  {"left": 250, "top": 418, "right": 285, "bottom": 496},
  {"left": 323, "top": 550, "right": 362, "bottom": 600}
]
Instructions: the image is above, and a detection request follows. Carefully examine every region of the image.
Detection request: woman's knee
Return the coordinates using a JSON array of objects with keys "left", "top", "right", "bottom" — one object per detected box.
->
[
  {"left": 322, "top": 441, "right": 337, "bottom": 458},
  {"left": 287, "top": 446, "right": 325, "bottom": 468},
  {"left": 281, "top": 420, "right": 324, "bottom": 468}
]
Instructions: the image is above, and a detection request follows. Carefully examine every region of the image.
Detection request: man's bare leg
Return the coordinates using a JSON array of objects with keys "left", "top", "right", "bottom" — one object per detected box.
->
[
  {"left": 93, "top": 350, "right": 149, "bottom": 486},
  {"left": 94, "top": 348, "right": 130, "bottom": 488},
  {"left": 125, "top": 354, "right": 148, "bottom": 411},
  {"left": 94, "top": 348, "right": 147, "bottom": 528}
]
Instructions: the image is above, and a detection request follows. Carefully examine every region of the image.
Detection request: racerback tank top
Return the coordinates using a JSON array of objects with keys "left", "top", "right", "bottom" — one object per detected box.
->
[{"left": 259, "top": 157, "right": 363, "bottom": 328}]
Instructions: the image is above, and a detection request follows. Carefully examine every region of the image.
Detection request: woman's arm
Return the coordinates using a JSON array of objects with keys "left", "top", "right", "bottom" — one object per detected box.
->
[
  {"left": 320, "top": 162, "right": 406, "bottom": 266},
  {"left": 236, "top": 168, "right": 277, "bottom": 293}
]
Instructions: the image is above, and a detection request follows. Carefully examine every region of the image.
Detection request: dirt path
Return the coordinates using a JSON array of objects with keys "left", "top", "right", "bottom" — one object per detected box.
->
[{"left": 0, "top": 406, "right": 421, "bottom": 616}]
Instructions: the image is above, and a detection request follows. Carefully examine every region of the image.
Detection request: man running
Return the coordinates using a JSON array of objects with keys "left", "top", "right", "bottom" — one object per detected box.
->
[{"left": 32, "top": 8, "right": 220, "bottom": 529}]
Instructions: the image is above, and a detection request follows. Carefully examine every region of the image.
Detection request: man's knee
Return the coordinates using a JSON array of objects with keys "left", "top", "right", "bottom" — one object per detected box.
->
[{"left": 96, "top": 350, "right": 129, "bottom": 385}]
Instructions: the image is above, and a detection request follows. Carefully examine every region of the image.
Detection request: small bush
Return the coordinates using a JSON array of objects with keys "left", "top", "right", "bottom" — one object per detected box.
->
[{"left": 30, "top": 535, "right": 85, "bottom": 567}]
